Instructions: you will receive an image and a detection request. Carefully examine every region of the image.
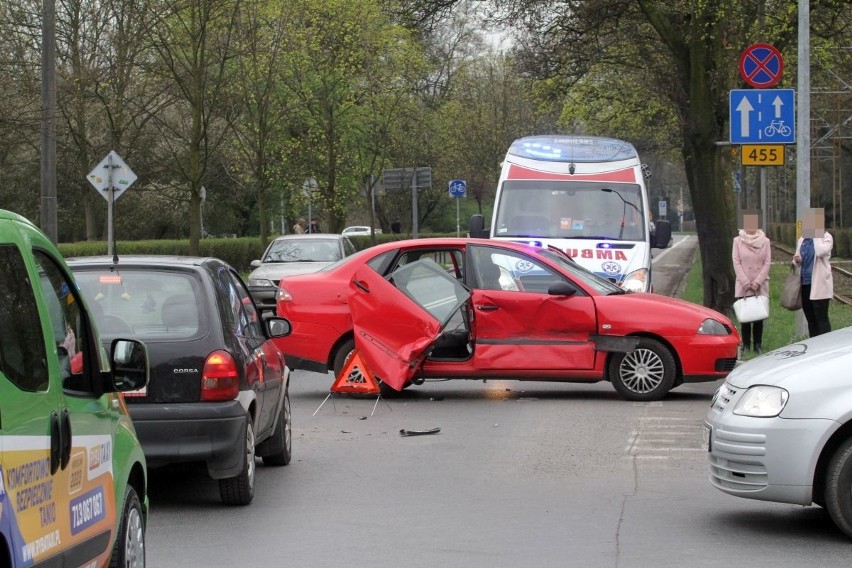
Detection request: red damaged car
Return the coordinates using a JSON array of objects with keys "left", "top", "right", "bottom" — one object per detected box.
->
[{"left": 275, "top": 238, "right": 739, "bottom": 401}]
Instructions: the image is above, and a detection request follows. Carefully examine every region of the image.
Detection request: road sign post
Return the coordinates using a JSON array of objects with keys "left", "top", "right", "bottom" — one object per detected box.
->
[
  {"left": 448, "top": 179, "right": 466, "bottom": 237},
  {"left": 382, "top": 167, "right": 432, "bottom": 238},
  {"left": 731, "top": 43, "right": 790, "bottom": 252},
  {"left": 302, "top": 178, "right": 317, "bottom": 232},
  {"left": 87, "top": 151, "right": 136, "bottom": 256}
]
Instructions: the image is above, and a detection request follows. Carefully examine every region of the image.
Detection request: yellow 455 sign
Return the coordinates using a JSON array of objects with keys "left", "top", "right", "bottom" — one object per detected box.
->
[{"left": 742, "top": 144, "right": 785, "bottom": 166}]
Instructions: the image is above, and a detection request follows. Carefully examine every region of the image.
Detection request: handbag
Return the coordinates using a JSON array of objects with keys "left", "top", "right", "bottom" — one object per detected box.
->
[
  {"left": 733, "top": 293, "right": 770, "bottom": 323},
  {"left": 780, "top": 263, "right": 802, "bottom": 311}
]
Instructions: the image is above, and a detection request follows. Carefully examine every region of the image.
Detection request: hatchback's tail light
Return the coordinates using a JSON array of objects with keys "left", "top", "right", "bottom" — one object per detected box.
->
[{"left": 201, "top": 350, "right": 239, "bottom": 401}]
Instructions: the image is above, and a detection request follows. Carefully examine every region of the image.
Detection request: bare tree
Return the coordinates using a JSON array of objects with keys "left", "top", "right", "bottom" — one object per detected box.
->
[{"left": 147, "top": 0, "right": 241, "bottom": 254}]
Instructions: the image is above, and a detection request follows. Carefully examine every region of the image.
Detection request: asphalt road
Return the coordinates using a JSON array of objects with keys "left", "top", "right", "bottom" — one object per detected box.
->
[
  {"left": 650, "top": 234, "right": 697, "bottom": 297},
  {"left": 145, "top": 236, "right": 852, "bottom": 566}
]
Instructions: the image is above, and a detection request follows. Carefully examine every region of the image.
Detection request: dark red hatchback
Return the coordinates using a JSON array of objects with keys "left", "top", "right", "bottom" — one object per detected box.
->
[{"left": 69, "top": 255, "right": 293, "bottom": 505}]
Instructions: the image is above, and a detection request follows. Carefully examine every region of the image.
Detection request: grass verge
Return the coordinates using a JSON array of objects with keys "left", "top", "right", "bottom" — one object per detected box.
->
[{"left": 680, "top": 252, "right": 852, "bottom": 361}]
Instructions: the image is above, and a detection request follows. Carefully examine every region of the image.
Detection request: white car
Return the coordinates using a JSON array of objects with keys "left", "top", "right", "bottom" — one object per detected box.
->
[
  {"left": 705, "top": 326, "right": 852, "bottom": 538},
  {"left": 247, "top": 234, "right": 356, "bottom": 312},
  {"left": 342, "top": 225, "right": 381, "bottom": 236}
]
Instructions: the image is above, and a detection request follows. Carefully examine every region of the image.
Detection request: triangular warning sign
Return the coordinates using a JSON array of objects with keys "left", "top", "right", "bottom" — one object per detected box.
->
[{"left": 330, "top": 349, "right": 380, "bottom": 395}]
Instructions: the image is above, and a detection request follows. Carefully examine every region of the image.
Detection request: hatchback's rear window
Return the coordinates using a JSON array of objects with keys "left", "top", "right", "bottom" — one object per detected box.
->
[{"left": 73, "top": 269, "right": 203, "bottom": 340}]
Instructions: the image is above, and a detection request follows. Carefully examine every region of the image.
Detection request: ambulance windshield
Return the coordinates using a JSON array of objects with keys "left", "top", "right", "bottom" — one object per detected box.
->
[{"left": 493, "top": 181, "right": 646, "bottom": 241}]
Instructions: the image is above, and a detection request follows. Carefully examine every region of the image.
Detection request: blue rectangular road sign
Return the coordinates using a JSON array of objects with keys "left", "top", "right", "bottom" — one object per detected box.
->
[{"left": 729, "top": 89, "right": 795, "bottom": 144}]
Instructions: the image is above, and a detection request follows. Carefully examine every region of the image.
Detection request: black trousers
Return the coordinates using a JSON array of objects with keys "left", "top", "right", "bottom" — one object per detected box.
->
[
  {"left": 801, "top": 284, "right": 831, "bottom": 337},
  {"left": 740, "top": 319, "right": 764, "bottom": 349}
]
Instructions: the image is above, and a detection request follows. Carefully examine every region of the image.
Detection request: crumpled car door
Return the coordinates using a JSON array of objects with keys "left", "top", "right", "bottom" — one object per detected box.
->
[{"left": 348, "top": 259, "right": 470, "bottom": 390}]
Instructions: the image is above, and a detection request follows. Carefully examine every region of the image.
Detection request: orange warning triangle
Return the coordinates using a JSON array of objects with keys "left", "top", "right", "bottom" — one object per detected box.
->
[{"left": 330, "top": 349, "right": 380, "bottom": 394}]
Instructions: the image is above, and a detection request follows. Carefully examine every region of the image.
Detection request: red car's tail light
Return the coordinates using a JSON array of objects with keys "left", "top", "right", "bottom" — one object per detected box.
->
[
  {"left": 276, "top": 286, "right": 293, "bottom": 303},
  {"left": 201, "top": 350, "right": 239, "bottom": 401}
]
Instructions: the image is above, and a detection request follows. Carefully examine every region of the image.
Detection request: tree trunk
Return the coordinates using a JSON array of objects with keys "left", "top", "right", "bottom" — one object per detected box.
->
[
  {"left": 684, "top": 136, "right": 737, "bottom": 312},
  {"left": 84, "top": 191, "right": 99, "bottom": 242},
  {"left": 258, "top": 186, "right": 269, "bottom": 242},
  {"left": 680, "top": 16, "right": 737, "bottom": 313},
  {"left": 189, "top": 140, "right": 202, "bottom": 254},
  {"left": 189, "top": 185, "right": 201, "bottom": 254}
]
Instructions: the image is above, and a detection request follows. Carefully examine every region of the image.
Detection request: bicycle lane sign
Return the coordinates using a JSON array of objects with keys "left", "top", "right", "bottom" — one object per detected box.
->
[{"left": 729, "top": 89, "right": 795, "bottom": 144}]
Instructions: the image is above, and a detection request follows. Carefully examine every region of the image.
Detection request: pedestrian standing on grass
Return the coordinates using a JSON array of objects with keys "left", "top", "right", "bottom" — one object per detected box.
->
[
  {"left": 793, "top": 208, "right": 833, "bottom": 337},
  {"left": 732, "top": 211, "right": 771, "bottom": 354}
]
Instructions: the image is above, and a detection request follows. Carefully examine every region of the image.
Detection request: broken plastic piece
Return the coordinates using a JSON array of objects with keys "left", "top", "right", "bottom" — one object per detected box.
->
[{"left": 399, "top": 427, "right": 441, "bottom": 437}]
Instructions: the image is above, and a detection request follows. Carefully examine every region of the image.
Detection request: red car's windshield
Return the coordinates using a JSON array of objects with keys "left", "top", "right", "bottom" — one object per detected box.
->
[{"left": 536, "top": 248, "right": 623, "bottom": 294}]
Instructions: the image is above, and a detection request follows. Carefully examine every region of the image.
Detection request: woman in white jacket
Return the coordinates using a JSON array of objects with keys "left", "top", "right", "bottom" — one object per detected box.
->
[
  {"left": 732, "top": 214, "right": 771, "bottom": 354},
  {"left": 793, "top": 209, "right": 833, "bottom": 337}
]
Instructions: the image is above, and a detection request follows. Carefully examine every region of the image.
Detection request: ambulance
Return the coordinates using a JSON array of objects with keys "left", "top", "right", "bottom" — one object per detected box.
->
[
  {"left": 470, "top": 135, "right": 671, "bottom": 292},
  {"left": 0, "top": 209, "right": 149, "bottom": 566}
]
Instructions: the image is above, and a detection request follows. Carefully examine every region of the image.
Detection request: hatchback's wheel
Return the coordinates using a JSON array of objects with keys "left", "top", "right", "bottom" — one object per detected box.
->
[
  {"left": 260, "top": 389, "right": 292, "bottom": 466},
  {"left": 607, "top": 337, "right": 675, "bottom": 401},
  {"left": 109, "top": 486, "right": 145, "bottom": 568},
  {"left": 825, "top": 438, "right": 852, "bottom": 538},
  {"left": 219, "top": 415, "right": 255, "bottom": 505}
]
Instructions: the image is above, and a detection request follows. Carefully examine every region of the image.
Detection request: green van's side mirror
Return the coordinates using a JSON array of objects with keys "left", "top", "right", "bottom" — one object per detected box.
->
[{"left": 108, "top": 339, "right": 149, "bottom": 392}]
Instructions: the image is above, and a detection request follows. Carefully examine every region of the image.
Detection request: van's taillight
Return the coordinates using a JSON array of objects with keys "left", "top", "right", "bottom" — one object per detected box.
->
[{"left": 201, "top": 350, "right": 239, "bottom": 401}]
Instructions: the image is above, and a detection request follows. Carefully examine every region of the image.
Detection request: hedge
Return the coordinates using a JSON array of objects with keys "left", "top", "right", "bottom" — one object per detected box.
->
[
  {"left": 58, "top": 225, "right": 848, "bottom": 273},
  {"left": 57, "top": 232, "right": 452, "bottom": 274}
]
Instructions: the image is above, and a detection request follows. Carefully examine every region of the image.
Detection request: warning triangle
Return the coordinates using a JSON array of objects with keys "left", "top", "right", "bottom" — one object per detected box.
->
[{"left": 330, "top": 349, "right": 380, "bottom": 395}]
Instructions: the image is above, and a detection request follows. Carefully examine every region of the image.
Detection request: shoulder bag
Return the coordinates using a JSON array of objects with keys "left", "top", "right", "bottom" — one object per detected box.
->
[{"left": 780, "top": 263, "right": 802, "bottom": 311}]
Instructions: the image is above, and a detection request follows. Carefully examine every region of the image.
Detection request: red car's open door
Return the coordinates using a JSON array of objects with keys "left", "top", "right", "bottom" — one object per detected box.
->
[{"left": 348, "top": 260, "right": 470, "bottom": 390}]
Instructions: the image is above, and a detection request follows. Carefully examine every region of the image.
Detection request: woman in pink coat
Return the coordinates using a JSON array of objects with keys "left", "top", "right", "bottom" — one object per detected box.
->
[
  {"left": 732, "top": 218, "right": 771, "bottom": 354},
  {"left": 793, "top": 218, "right": 833, "bottom": 337}
]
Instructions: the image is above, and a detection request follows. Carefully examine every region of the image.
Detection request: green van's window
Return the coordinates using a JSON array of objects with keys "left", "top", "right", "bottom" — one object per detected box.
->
[
  {"left": 0, "top": 245, "right": 50, "bottom": 391},
  {"left": 33, "top": 250, "right": 92, "bottom": 392}
]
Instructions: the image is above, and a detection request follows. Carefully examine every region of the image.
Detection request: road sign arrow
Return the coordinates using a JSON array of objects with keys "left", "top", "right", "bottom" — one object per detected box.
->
[
  {"left": 772, "top": 95, "right": 785, "bottom": 118},
  {"left": 736, "top": 97, "right": 754, "bottom": 138}
]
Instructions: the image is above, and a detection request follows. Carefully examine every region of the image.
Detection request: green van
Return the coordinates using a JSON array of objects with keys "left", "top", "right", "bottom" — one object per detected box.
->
[{"left": 0, "top": 210, "right": 149, "bottom": 567}]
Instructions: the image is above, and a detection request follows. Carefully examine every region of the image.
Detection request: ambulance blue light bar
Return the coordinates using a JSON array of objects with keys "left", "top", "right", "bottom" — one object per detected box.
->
[{"left": 508, "top": 136, "right": 637, "bottom": 163}]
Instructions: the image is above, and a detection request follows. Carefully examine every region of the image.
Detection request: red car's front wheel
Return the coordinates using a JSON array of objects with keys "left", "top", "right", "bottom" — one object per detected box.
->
[{"left": 607, "top": 337, "right": 676, "bottom": 401}]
